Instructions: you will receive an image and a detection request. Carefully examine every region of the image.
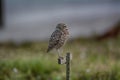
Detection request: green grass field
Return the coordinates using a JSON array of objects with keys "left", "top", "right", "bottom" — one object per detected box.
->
[{"left": 0, "top": 37, "right": 120, "bottom": 80}]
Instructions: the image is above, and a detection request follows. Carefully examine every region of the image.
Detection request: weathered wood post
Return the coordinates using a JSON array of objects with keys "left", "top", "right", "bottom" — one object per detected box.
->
[
  {"left": 66, "top": 52, "right": 71, "bottom": 80},
  {"left": 58, "top": 52, "right": 72, "bottom": 80}
]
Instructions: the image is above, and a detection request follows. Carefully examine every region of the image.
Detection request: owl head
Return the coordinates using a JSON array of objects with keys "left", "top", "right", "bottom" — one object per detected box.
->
[{"left": 56, "top": 23, "right": 68, "bottom": 31}]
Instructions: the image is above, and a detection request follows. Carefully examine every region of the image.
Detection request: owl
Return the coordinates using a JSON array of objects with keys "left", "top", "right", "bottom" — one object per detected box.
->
[{"left": 47, "top": 23, "right": 69, "bottom": 57}]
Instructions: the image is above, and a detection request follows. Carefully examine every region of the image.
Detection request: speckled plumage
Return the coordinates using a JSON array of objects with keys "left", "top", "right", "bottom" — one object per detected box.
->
[{"left": 47, "top": 23, "right": 69, "bottom": 56}]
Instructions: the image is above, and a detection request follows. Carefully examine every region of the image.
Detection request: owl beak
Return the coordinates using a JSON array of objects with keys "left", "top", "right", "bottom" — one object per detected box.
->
[{"left": 66, "top": 28, "right": 68, "bottom": 30}]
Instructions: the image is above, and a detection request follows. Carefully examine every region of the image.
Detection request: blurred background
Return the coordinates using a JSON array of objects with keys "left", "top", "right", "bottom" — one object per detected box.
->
[
  {"left": 0, "top": 0, "right": 120, "bottom": 42},
  {"left": 0, "top": 0, "right": 120, "bottom": 80}
]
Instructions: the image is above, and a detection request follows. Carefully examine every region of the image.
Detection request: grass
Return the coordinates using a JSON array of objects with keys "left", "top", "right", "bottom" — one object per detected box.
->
[{"left": 1, "top": 37, "right": 120, "bottom": 80}]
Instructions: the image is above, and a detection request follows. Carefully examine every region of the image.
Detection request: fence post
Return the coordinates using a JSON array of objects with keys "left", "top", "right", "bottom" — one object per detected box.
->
[
  {"left": 66, "top": 52, "right": 71, "bottom": 80},
  {"left": 58, "top": 52, "right": 72, "bottom": 80}
]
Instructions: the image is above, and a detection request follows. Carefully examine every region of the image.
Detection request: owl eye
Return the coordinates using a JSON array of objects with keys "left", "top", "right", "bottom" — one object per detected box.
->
[{"left": 63, "top": 25, "right": 66, "bottom": 28}]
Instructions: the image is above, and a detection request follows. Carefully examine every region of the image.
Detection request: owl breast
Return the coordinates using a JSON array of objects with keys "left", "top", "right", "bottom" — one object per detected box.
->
[{"left": 55, "top": 30, "right": 69, "bottom": 49}]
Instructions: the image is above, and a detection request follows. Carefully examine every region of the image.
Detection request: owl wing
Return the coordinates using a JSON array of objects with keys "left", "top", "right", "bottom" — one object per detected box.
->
[{"left": 47, "top": 30, "right": 62, "bottom": 52}]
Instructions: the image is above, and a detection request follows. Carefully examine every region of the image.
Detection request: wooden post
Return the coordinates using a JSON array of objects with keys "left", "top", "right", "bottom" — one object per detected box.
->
[
  {"left": 66, "top": 53, "right": 71, "bottom": 80},
  {"left": 58, "top": 52, "right": 72, "bottom": 80}
]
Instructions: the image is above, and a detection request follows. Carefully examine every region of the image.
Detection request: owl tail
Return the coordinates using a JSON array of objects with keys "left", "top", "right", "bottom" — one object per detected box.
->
[
  {"left": 47, "top": 48, "right": 50, "bottom": 53},
  {"left": 47, "top": 46, "right": 53, "bottom": 53}
]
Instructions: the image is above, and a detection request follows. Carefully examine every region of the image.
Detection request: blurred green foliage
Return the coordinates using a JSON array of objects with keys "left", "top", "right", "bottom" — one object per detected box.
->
[{"left": 1, "top": 36, "right": 120, "bottom": 80}]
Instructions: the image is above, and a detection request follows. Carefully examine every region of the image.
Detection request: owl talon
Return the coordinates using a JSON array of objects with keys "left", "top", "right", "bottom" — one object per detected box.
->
[
  {"left": 58, "top": 56, "right": 66, "bottom": 64},
  {"left": 59, "top": 56, "right": 64, "bottom": 59}
]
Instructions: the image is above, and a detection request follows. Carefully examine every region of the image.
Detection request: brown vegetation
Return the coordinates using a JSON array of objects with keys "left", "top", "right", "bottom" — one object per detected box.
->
[{"left": 96, "top": 20, "right": 120, "bottom": 41}]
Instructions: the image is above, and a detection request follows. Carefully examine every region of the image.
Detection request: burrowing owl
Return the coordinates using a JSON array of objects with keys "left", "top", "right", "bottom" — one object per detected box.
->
[{"left": 47, "top": 23, "right": 69, "bottom": 57}]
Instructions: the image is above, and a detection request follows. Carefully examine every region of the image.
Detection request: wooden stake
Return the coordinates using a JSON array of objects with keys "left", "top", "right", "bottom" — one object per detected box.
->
[
  {"left": 66, "top": 52, "right": 71, "bottom": 80},
  {"left": 57, "top": 52, "right": 72, "bottom": 80}
]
